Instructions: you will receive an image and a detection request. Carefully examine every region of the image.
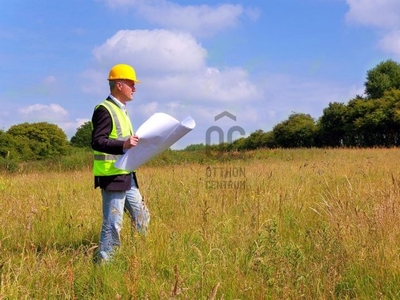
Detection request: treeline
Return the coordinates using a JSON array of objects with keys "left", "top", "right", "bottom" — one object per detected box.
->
[
  {"left": 2, "top": 59, "right": 400, "bottom": 166},
  {"left": 186, "top": 59, "right": 400, "bottom": 150}
]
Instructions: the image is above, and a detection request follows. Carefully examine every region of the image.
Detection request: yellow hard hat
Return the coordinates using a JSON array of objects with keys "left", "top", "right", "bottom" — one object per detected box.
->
[{"left": 108, "top": 64, "right": 140, "bottom": 83}]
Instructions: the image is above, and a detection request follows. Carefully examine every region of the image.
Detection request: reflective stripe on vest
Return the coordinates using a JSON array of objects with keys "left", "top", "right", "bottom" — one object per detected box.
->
[
  {"left": 93, "top": 154, "right": 120, "bottom": 161},
  {"left": 93, "top": 99, "right": 133, "bottom": 176}
]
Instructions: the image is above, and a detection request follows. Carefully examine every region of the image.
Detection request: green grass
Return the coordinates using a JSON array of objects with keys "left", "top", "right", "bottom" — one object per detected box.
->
[{"left": 2, "top": 148, "right": 400, "bottom": 298}]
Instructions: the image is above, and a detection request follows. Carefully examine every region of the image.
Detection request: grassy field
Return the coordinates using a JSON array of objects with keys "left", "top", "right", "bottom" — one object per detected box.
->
[{"left": 1, "top": 148, "right": 400, "bottom": 299}]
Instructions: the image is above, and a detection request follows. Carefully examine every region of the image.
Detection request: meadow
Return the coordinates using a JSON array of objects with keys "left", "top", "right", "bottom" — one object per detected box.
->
[{"left": 1, "top": 148, "right": 400, "bottom": 299}]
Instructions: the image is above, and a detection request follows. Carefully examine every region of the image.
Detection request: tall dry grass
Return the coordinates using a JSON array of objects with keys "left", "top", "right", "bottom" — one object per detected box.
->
[{"left": 1, "top": 148, "right": 400, "bottom": 299}]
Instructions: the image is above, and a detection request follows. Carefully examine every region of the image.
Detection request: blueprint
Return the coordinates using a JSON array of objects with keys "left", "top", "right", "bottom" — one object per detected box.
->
[{"left": 114, "top": 112, "right": 196, "bottom": 171}]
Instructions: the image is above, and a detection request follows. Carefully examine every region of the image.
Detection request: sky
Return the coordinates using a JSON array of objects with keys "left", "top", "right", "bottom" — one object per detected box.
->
[{"left": 1, "top": 0, "right": 400, "bottom": 149}]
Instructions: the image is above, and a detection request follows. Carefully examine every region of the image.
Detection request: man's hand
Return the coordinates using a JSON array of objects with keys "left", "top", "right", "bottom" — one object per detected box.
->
[{"left": 123, "top": 135, "right": 139, "bottom": 150}]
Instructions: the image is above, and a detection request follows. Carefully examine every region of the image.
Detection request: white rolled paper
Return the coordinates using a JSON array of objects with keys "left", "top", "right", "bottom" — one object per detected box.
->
[{"left": 114, "top": 112, "right": 196, "bottom": 171}]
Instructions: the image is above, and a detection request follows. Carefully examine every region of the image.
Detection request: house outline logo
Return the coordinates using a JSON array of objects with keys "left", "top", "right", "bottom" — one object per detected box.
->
[
  {"left": 214, "top": 111, "right": 236, "bottom": 122},
  {"left": 205, "top": 111, "right": 245, "bottom": 157}
]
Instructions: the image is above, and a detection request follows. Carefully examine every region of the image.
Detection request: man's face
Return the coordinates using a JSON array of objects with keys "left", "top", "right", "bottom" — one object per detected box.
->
[{"left": 117, "top": 80, "right": 136, "bottom": 103}]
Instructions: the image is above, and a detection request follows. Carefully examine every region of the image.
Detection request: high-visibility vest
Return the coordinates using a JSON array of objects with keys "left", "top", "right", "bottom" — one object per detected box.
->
[{"left": 93, "top": 99, "right": 133, "bottom": 176}]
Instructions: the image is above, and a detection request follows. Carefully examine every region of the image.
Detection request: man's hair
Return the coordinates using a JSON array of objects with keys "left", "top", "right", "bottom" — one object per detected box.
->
[{"left": 109, "top": 80, "right": 117, "bottom": 91}]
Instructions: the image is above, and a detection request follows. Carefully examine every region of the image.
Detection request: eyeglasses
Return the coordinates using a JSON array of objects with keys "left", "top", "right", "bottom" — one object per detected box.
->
[{"left": 119, "top": 81, "right": 135, "bottom": 90}]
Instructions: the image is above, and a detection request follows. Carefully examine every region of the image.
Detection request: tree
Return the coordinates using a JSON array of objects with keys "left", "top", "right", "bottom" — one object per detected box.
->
[
  {"left": 357, "top": 89, "right": 400, "bottom": 146},
  {"left": 239, "top": 130, "right": 274, "bottom": 150},
  {"left": 71, "top": 121, "right": 92, "bottom": 148},
  {"left": 317, "top": 102, "right": 347, "bottom": 147},
  {"left": 273, "top": 113, "right": 317, "bottom": 148},
  {"left": 365, "top": 59, "right": 400, "bottom": 99},
  {"left": 7, "top": 122, "right": 70, "bottom": 160},
  {"left": 0, "top": 132, "right": 17, "bottom": 159}
]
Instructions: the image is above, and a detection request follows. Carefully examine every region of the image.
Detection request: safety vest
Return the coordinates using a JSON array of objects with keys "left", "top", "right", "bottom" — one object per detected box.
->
[{"left": 93, "top": 99, "right": 133, "bottom": 176}]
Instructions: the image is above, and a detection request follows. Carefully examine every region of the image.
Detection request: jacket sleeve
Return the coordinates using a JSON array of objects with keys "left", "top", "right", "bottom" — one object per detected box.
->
[{"left": 91, "top": 106, "right": 125, "bottom": 155}]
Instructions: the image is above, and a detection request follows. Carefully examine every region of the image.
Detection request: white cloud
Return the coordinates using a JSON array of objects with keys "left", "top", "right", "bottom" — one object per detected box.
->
[
  {"left": 137, "top": 2, "right": 245, "bottom": 37},
  {"left": 379, "top": 30, "right": 400, "bottom": 57},
  {"left": 19, "top": 103, "right": 68, "bottom": 120},
  {"left": 141, "top": 67, "right": 262, "bottom": 106},
  {"left": 86, "top": 29, "right": 262, "bottom": 107},
  {"left": 19, "top": 103, "right": 67, "bottom": 116},
  {"left": 345, "top": 0, "right": 400, "bottom": 28},
  {"left": 101, "top": 0, "right": 258, "bottom": 37},
  {"left": 201, "top": 67, "right": 262, "bottom": 102},
  {"left": 93, "top": 29, "right": 206, "bottom": 74},
  {"left": 345, "top": 0, "right": 400, "bottom": 58}
]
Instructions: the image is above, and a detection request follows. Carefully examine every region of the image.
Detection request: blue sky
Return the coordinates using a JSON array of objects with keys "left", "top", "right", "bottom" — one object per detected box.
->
[{"left": 1, "top": 0, "right": 400, "bottom": 149}]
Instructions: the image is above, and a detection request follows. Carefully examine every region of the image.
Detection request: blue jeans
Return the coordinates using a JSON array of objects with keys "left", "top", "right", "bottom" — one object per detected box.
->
[{"left": 98, "top": 174, "right": 150, "bottom": 262}]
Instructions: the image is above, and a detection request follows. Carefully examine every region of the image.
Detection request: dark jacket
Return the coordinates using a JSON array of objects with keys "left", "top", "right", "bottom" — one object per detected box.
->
[{"left": 91, "top": 97, "right": 138, "bottom": 191}]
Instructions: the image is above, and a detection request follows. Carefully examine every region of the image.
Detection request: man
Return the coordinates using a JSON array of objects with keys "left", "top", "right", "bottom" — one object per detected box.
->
[{"left": 91, "top": 63, "right": 150, "bottom": 262}]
